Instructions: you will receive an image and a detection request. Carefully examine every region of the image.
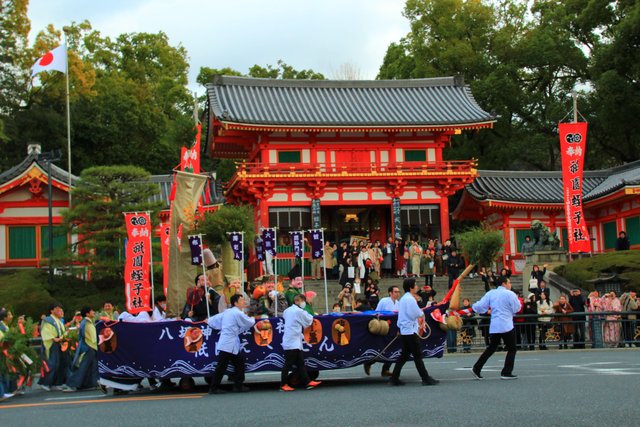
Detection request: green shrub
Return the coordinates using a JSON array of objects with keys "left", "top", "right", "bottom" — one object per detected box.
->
[
  {"left": 0, "top": 269, "right": 126, "bottom": 320},
  {"left": 553, "top": 251, "right": 640, "bottom": 291},
  {"left": 456, "top": 227, "right": 504, "bottom": 268}
]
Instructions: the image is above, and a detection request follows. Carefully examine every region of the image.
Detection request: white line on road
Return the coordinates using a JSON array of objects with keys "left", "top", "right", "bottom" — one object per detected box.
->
[{"left": 45, "top": 394, "right": 107, "bottom": 401}]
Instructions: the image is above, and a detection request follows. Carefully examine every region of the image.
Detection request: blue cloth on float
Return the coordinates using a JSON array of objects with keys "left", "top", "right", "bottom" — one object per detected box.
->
[{"left": 97, "top": 304, "right": 447, "bottom": 380}]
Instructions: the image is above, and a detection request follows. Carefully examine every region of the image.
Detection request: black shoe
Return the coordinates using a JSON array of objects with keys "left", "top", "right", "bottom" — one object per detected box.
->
[
  {"left": 422, "top": 377, "right": 439, "bottom": 386},
  {"left": 208, "top": 387, "right": 226, "bottom": 395},
  {"left": 363, "top": 362, "right": 372, "bottom": 376},
  {"left": 389, "top": 378, "right": 405, "bottom": 386},
  {"left": 233, "top": 385, "right": 250, "bottom": 393},
  {"left": 471, "top": 368, "right": 483, "bottom": 380},
  {"left": 500, "top": 374, "right": 518, "bottom": 380}
]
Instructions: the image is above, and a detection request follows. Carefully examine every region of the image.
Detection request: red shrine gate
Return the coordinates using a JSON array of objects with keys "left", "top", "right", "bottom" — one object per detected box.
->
[{"left": 205, "top": 76, "right": 495, "bottom": 255}]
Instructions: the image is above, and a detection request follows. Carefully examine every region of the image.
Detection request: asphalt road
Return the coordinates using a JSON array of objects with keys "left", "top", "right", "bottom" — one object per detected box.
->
[{"left": 1, "top": 348, "right": 639, "bottom": 427}]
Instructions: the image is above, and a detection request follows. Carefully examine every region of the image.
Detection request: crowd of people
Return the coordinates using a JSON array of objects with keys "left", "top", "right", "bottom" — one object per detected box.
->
[
  {"left": 307, "top": 237, "right": 468, "bottom": 290},
  {"left": 1, "top": 241, "right": 638, "bottom": 400}
]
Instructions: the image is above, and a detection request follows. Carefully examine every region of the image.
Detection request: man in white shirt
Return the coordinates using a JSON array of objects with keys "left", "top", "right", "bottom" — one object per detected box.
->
[
  {"left": 390, "top": 278, "right": 439, "bottom": 386},
  {"left": 364, "top": 285, "right": 400, "bottom": 377},
  {"left": 207, "top": 294, "right": 255, "bottom": 394},
  {"left": 280, "top": 294, "right": 322, "bottom": 391},
  {"left": 471, "top": 278, "right": 522, "bottom": 380}
]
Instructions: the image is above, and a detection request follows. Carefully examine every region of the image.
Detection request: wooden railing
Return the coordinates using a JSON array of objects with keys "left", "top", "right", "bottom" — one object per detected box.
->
[{"left": 227, "top": 160, "right": 478, "bottom": 186}]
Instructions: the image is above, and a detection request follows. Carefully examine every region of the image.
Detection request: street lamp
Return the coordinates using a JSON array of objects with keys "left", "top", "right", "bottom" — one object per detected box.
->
[{"left": 38, "top": 149, "right": 63, "bottom": 285}]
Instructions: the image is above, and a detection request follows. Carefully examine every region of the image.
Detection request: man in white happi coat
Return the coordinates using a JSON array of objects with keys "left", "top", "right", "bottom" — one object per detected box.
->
[
  {"left": 279, "top": 294, "right": 322, "bottom": 391},
  {"left": 207, "top": 294, "right": 255, "bottom": 394}
]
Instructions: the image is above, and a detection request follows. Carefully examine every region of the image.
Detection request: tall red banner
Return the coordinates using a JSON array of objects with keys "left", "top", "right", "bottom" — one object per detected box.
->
[
  {"left": 559, "top": 122, "right": 591, "bottom": 253},
  {"left": 160, "top": 223, "right": 171, "bottom": 297},
  {"left": 124, "top": 213, "right": 153, "bottom": 314},
  {"left": 182, "top": 123, "right": 201, "bottom": 174}
]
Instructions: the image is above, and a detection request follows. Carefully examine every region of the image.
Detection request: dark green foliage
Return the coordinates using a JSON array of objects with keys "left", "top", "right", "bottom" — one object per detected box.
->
[
  {"left": 200, "top": 205, "right": 255, "bottom": 247},
  {"left": 378, "top": 0, "right": 639, "bottom": 170},
  {"left": 0, "top": 269, "right": 125, "bottom": 320},
  {"left": 456, "top": 227, "right": 504, "bottom": 268},
  {"left": 62, "top": 165, "right": 162, "bottom": 280},
  {"left": 553, "top": 251, "right": 640, "bottom": 291},
  {"left": 0, "top": 270, "right": 54, "bottom": 320}
]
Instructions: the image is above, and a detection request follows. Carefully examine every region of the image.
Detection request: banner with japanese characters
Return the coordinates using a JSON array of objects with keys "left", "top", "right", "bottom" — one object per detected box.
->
[
  {"left": 254, "top": 235, "right": 264, "bottom": 261},
  {"left": 160, "top": 223, "right": 170, "bottom": 297},
  {"left": 559, "top": 122, "right": 591, "bottom": 252},
  {"left": 290, "top": 231, "right": 304, "bottom": 258},
  {"left": 124, "top": 212, "right": 153, "bottom": 314},
  {"left": 228, "top": 232, "right": 243, "bottom": 260},
  {"left": 261, "top": 228, "right": 276, "bottom": 256},
  {"left": 309, "top": 229, "right": 324, "bottom": 259},
  {"left": 188, "top": 235, "right": 203, "bottom": 265},
  {"left": 97, "top": 304, "right": 447, "bottom": 381}
]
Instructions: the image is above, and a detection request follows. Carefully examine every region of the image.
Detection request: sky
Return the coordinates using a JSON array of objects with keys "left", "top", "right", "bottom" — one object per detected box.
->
[{"left": 27, "top": 0, "right": 411, "bottom": 93}]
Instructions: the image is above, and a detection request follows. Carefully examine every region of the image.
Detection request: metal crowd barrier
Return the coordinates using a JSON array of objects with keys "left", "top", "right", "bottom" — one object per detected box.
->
[{"left": 449, "top": 311, "right": 640, "bottom": 351}]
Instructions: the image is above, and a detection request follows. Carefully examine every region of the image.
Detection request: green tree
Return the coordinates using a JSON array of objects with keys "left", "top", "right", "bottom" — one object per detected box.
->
[
  {"left": 2, "top": 17, "right": 195, "bottom": 174},
  {"left": 586, "top": 0, "right": 640, "bottom": 165},
  {"left": 377, "top": 0, "right": 626, "bottom": 171},
  {"left": 62, "top": 165, "right": 162, "bottom": 280},
  {"left": 200, "top": 204, "right": 255, "bottom": 247},
  {"left": 0, "top": 0, "right": 32, "bottom": 164},
  {"left": 248, "top": 59, "right": 325, "bottom": 80}
]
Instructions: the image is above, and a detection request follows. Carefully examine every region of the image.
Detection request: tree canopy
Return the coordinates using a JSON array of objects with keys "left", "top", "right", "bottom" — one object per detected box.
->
[
  {"left": 378, "top": 0, "right": 639, "bottom": 170},
  {"left": 62, "top": 165, "right": 162, "bottom": 280}
]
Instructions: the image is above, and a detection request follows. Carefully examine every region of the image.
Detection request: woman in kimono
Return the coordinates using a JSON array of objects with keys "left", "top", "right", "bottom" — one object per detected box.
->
[
  {"left": 394, "top": 238, "right": 404, "bottom": 277},
  {"left": 410, "top": 241, "right": 422, "bottom": 278},
  {"left": 601, "top": 292, "right": 622, "bottom": 348},
  {"left": 369, "top": 241, "right": 383, "bottom": 277}
]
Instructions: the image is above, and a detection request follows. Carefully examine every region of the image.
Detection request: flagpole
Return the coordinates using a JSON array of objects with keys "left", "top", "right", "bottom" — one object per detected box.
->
[
  {"left": 63, "top": 32, "right": 72, "bottom": 207},
  {"left": 199, "top": 233, "right": 210, "bottom": 319},
  {"left": 300, "top": 231, "right": 305, "bottom": 294},
  {"left": 274, "top": 227, "right": 278, "bottom": 317},
  {"left": 320, "top": 229, "right": 329, "bottom": 314},
  {"left": 147, "top": 211, "right": 155, "bottom": 309},
  {"left": 240, "top": 231, "right": 245, "bottom": 294}
]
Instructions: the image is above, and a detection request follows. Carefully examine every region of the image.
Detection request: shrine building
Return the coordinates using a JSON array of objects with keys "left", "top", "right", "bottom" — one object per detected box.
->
[
  {"left": 453, "top": 161, "right": 640, "bottom": 273},
  {"left": 0, "top": 144, "right": 221, "bottom": 269},
  {"left": 205, "top": 75, "right": 495, "bottom": 251}
]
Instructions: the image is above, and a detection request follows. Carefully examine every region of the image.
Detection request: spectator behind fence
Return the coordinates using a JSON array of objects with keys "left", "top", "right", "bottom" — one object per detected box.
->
[
  {"left": 532, "top": 280, "right": 551, "bottom": 302},
  {"left": 619, "top": 289, "right": 637, "bottom": 347},
  {"left": 601, "top": 292, "right": 622, "bottom": 348},
  {"left": 523, "top": 293, "right": 538, "bottom": 351},
  {"left": 461, "top": 298, "right": 477, "bottom": 353},
  {"left": 569, "top": 289, "right": 587, "bottom": 349},
  {"left": 480, "top": 268, "right": 498, "bottom": 292},
  {"left": 529, "top": 264, "right": 547, "bottom": 290},
  {"left": 537, "top": 292, "right": 553, "bottom": 350},
  {"left": 553, "top": 296, "right": 574, "bottom": 350}
]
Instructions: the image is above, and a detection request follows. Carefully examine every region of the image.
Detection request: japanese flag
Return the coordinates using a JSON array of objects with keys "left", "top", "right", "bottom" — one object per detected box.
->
[{"left": 31, "top": 45, "right": 67, "bottom": 76}]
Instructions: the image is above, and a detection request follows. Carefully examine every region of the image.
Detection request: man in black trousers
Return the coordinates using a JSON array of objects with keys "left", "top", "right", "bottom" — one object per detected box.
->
[{"left": 471, "top": 279, "right": 522, "bottom": 380}]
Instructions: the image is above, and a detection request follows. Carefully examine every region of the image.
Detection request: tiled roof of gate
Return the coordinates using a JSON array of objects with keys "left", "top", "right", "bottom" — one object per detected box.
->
[
  {"left": 206, "top": 75, "right": 495, "bottom": 127},
  {"left": 0, "top": 153, "right": 78, "bottom": 187},
  {"left": 466, "top": 160, "right": 640, "bottom": 204}
]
